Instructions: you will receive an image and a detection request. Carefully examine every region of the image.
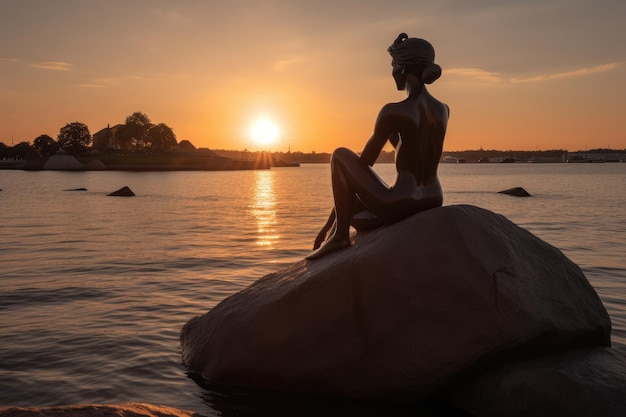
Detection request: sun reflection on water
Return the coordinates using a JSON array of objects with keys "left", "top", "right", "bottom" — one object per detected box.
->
[{"left": 250, "top": 170, "right": 279, "bottom": 248}]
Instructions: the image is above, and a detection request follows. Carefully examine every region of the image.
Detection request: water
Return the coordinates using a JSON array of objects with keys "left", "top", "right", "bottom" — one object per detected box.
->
[{"left": 1, "top": 163, "right": 625, "bottom": 415}]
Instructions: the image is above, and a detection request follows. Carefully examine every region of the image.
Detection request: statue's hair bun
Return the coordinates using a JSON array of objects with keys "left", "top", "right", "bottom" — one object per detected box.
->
[
  {"left": 422, "top": 63, "right": 442, "bottom": 84},
  {"left": 392, "top": 33, "right": 408, "bottom": 48}
]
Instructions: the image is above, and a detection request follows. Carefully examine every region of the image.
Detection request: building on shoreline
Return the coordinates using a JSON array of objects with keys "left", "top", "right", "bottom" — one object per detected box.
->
[
  {"left": 565, "top": 152, "right": 624, "bottom": 163},
  {"left": 92, "top": 124, "right": 124, "bottom": 150}
]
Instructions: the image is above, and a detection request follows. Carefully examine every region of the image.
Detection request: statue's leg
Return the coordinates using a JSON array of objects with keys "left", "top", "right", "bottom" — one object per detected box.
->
[
  {"left": 332, "top": 153, "right": 441, "bottom": 225},
  {"left": 307, "top": 148, "right": 385, "bottom": 260},
  {"left": 331, "top": 149, "right": 396, "bottom": 216},
  {"left": 313, "top": 209, "right": 336, "bottom": 250},
  {"left": 329, "top": 151, "right": 358, "bottom": 241}
]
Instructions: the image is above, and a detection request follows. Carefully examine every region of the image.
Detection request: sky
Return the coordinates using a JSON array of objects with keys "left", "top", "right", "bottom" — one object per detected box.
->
[{"left": 1, "top": 0, "right": 625, "bottom": 153}]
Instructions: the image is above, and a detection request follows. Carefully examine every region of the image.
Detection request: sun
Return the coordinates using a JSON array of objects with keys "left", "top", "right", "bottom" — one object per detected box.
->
[{"left": 249, "top": 118, "right": 280, "bottom": 146}]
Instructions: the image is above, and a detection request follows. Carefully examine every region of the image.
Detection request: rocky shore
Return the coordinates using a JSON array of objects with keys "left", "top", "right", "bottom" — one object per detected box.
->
[{"left": 0, "top": 403, "right": 200, "bottom": 417}]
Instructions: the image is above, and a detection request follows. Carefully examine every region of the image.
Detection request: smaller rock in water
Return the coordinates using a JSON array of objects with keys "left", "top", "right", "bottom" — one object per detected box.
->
[
  {"left": 64, "top": 188, "right": 88, "bottom": 191},
  {"left": 107, "top": 186, "right": 135, "bottom": 197},
  {"left": 498, "top": 187, "right": 531, "bottom": 197}
]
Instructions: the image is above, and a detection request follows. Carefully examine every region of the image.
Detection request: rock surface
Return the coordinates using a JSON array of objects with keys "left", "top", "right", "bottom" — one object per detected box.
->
[
  {"left": 42, "top": 150, "right": 83, "bottom": 171},
  {"left": 0, "top": 403, "right": 199, "bottom": 417},
  {"left": 180, "top": 204, "right": 610, "bottom": 402},
  {"left": 446, "top": 347, "right": 626, "bottom": 416},
  {"left": 83, "top": 159, "right": 107, "bottom": 171}
]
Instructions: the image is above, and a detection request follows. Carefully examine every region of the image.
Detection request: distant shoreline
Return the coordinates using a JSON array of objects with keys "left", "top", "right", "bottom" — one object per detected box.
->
[
  {"left": 1, "top": 148, "right": 624, "bottom": 171},
  {"left": 0, "top": 151, "right": 300, "bottom": 171}
]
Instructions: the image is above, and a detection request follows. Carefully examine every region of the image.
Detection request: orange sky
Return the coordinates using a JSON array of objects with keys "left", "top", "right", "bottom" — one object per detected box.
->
[{"left": 1, "top": 1, "right": 625, "bottom": 153}]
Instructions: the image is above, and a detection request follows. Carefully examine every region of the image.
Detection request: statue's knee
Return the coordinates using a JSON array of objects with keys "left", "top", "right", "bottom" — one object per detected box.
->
[{"left": 331, "top": 147, "right": 356, "bottom": 162}]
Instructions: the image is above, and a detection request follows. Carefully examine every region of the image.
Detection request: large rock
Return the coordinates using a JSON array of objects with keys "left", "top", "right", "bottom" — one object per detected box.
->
[{"left": 180, "top": 205, "right": 610, "bottom": 402}]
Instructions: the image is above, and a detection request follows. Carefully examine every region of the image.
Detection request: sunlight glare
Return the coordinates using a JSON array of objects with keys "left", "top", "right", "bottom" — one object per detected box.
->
[
  {"left": 249, "top": 118, "right": 279, "bottom": 146},
  {"left": 251, "top": 171, "right": 279, "bottom": 248}
]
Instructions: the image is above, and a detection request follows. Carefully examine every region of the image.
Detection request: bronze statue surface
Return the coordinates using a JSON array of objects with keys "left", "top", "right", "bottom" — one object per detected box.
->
[{"left": 308, "top": 33, "right": 449, "bottom": 259}]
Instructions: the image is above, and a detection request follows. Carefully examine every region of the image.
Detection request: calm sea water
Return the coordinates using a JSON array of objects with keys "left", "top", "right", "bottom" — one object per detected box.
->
[{"left": 1, "top": 163, "right": 625, "bottom": 415}]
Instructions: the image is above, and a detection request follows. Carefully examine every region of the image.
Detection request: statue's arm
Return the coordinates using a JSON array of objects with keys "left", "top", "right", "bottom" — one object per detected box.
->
[
  {"left": 359, "top": 106, "right": 394, "bottom": 166},
  {"left": 388, "top": 131, "right": 400, "bottom": 148}
]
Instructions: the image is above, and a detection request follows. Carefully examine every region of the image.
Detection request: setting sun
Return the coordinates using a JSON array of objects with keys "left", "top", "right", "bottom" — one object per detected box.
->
[{"left": 249, "top": 118, "right": 280, "bottom": 146}]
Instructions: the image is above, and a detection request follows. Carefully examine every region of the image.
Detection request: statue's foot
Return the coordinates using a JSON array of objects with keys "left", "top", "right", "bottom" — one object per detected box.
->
[{"left": 306, "top": 236, "right": 351, "bottom": 260}]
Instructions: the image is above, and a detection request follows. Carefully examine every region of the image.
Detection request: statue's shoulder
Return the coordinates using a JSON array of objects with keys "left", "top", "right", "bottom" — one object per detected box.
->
[{"left": 378, "top": 101, "right": 407, "bottom": 117}]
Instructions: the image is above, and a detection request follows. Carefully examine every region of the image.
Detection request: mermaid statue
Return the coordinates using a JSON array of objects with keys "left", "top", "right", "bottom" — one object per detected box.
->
[{"left": 308, "top": 33, "right": 449, "bottom": 259}]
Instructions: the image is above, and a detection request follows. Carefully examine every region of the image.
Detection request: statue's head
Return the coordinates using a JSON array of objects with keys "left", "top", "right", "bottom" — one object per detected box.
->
[{"left": 388, "top": 33, "right": 441, "bottom": 89}]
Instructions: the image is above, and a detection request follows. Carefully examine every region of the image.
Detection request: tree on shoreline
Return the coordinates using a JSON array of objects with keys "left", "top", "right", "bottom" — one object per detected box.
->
[
  {"left": 33, "top": 134, "right": 60, "bottom": 156},
  {"left": 145, "top": 123, "right": 177, "bottom": 151},
  {"left": 116, "top": 112, "right": 153, "bottom": 151},
  {"left": 57, "top": 122, "right": 92, "bottom": 155},
  {"left": 2, "top": 141, "right": 32, "bottom": 159}
]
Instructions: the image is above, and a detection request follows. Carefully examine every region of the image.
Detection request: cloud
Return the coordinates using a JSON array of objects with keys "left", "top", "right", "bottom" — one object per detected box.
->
[
  {"left": 511, "top": 63, "right": 621, "bottom": 83},
  {"left": 273, "top": 56, "right": 308, "bottom": 72},
  {"left": 79, "top": 75, "right": 143, "bottom": 88},
  {"left": 28, "top": 61, "right": 73, "bottom": 71},
  {"left": 1, "top": 57, "right": 20, "bottom": 64},
  {"left": 445, "top": 63, "right": 622, "bottom": 85},
  {"left": 445, "top": 67, "right": 504, "bottom": 84}
]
